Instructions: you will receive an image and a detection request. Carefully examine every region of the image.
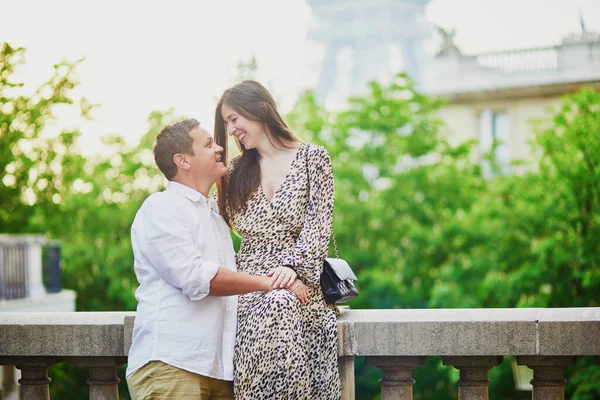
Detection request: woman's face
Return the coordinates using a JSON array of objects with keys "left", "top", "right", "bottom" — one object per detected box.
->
[{"left": 221, "top": 103, "right": 265, "bottom": 150}]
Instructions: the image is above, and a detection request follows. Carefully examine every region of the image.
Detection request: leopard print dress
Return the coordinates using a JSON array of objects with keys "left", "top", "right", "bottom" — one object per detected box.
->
[{"left": 228, "top": 142, "right": 341, "bottom": 400}]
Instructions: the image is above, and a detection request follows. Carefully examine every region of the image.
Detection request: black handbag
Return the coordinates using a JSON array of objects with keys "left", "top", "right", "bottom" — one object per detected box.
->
[
  {"left": 322, "top": 259, "right": 358, "bottom": 304},
  {"left": 321, "top": 229, "right": 359, "bottom": 304},
  {"left": 319, "top": 205, "right": 358, "bottom": 304}
]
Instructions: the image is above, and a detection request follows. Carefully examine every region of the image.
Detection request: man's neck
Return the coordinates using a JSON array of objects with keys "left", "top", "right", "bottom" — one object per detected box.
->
[{"left": 171, "top": 175, "right": 212, "bottom": 198}]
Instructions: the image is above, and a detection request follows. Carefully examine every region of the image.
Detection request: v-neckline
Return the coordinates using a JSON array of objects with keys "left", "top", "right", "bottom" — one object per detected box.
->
[{"left": 260, "top": 143, "right": 306, "bottom": 203}]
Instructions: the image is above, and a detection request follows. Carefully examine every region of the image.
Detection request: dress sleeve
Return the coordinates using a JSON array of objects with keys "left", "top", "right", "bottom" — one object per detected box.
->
[{"left": 282, "top": 145, "right": 334, "bottom": 284}]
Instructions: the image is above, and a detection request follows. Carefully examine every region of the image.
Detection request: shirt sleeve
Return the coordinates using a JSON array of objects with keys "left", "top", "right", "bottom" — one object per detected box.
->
[
  {"left": 281, "top": 145, "right": 335, "bottom": 284},
  {"left": 138, "top": 196, "right": 219, "bottom": 300}
]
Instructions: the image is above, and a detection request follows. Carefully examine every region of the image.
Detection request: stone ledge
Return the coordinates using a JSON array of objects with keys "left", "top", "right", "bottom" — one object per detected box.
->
[
  {"left": 537, "top": 308, "right": 600, "bottom": 355},
  {"left": 339, "top": 308, "right": 540, "bottom": 356},
  {"left": 0, "top": 312, "right": 134, "bottom": 357},
  {"left": 2, "top": 308, "right": 599, "bottom": 359}
]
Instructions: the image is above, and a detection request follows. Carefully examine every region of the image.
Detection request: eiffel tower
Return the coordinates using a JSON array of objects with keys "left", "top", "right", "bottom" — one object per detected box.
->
[{"left": 308, "top": 0, "right": 431, "bottom": 105}]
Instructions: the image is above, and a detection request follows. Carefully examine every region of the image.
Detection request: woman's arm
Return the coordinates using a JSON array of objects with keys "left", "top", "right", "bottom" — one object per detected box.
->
[{"left": 282, "top": 145, "right": 335, "bottom": 285}]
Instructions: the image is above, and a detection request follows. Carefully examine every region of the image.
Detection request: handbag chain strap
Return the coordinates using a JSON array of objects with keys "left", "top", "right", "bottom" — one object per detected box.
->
[
  {"left": 305, "top": 142, "right": 340, "bottom": 260},
  {"left": 331, "top": 225, "right": 340, "bottom": 259}
]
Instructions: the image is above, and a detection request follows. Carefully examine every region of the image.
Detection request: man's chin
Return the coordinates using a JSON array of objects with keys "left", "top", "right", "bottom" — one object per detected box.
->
[{"left": 216, "top": 165, "right": 227, "bottom": 178}]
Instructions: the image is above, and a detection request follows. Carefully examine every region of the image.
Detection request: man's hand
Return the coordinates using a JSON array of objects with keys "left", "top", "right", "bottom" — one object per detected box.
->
[
  {"left": 288, "top": 280, "right": 309, "bottom": 304},
  {"left": 267, "top": 266, "right": 297, "bottom": 289},
  {"left": 260, "top": 276, "right": 274, "bottom": 292}
]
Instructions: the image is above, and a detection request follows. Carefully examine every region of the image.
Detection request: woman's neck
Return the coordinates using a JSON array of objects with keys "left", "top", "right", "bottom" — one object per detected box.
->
[{"left": 255, "top": 138, "right": 300, "bottom": 161}]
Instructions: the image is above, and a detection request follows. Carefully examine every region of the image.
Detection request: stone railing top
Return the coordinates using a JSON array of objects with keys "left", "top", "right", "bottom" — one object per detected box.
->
[
  {"left": 0, "top": 312, "right": 134, "bottom": 358},
  {"left": 337, "top": 308, "right": 544, "bottom": 322},
  {"left": 0, "top": 308, "right": 598, "bottom": 360},
  {"left": 336, "top": 308, "right": 600, "bottom": 357}
]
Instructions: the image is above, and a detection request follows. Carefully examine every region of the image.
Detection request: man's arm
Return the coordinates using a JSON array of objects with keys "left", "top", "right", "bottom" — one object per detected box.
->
[
  {"left": 209, "top": 269, "right": 308, "bottom": 304},
  {"left": 136, "top": 195, "right": 307, "bottom": 303},
  {"left": 209, "top": 268, "right": 271, "bottom": 296}
]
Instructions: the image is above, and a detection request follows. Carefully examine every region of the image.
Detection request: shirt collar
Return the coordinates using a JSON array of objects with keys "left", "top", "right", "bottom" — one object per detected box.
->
[
  {"left": 166, "top": 181, "right": 220, "bottom": 213},
  {"left": 167, "top": 181, "right": 204, "bottom": 203}
]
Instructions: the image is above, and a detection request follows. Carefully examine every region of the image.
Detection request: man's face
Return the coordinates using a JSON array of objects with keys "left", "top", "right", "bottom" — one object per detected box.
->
[{"left": 183, "top": 126, "right": 226, "bottom": 181}]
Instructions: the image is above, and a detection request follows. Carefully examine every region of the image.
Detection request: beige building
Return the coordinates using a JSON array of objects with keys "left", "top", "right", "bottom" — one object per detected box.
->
[{"left": 424, "top": 31, "right": 600, "bottom": 173}]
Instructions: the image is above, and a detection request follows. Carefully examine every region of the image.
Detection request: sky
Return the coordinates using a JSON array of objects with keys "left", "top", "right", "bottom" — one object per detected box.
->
[{"left": 1, "top": 0, "right": 599, "bottom": 155}]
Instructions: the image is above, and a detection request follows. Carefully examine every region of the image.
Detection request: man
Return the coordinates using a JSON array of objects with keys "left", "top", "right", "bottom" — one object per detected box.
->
[{"left": 126, "top": 118, "right": 307, "bottom": 399}]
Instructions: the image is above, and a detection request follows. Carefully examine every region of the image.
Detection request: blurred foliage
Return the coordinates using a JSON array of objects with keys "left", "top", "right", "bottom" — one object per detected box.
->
[
  {"left": 288, "top": 76, "right": 600, "bottom": 399},
  {"left": 2, "top": 41, "right": 600, "bottom": 399},
  {"left": 0, "top": 43, "right": 175, "bottom": 398}
]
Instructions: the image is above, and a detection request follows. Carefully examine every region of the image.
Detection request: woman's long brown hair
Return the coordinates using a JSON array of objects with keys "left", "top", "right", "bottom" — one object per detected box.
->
[{"left": 215, "top": 80, "right": 299, "bottom": 227}]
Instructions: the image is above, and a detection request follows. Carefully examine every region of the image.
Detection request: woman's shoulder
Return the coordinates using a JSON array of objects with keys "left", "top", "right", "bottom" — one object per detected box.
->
[
  {"left": 227, "top": 154, "right": 242, "bottom": 172},
  {"left": 304, "top": 142, "right": 331, "bottom": 164}
]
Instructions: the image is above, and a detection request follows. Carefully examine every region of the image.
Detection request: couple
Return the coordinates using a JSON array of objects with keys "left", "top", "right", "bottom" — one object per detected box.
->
[{"left": 126, "top": 80, "right": 341, "bottom": 399}]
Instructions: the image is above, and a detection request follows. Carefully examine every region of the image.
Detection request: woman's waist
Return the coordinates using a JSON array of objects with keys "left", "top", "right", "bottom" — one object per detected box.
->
[
  {"left": 239, "top": 234, "right": 297, "bottom": 252},
  {"left": 237, "top": 284, "right": 328, "bottom": 310}
]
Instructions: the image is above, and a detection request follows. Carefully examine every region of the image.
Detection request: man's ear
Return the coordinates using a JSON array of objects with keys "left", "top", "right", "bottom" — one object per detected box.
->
[{"left": 173, "top": 153, "right": 189, "bottom": 170}]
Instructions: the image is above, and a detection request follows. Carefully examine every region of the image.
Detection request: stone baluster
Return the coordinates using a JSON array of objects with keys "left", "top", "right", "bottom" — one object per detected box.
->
[
  {"left": 12, "top": 357, "right": 60, "bottom": 400},
  {"left": 338, "top": 356, "right": 355, "bottom": 400},
  {"left": 443, "top": 356, "right": 503, "bottom": 400},
  {"left": 517, "top": 356, "right": 576, "bottom": 400},
  {"left": 366, "top": 356, "right": 426, "bottom": 400},
  {"left": 1, "top": 365, "right": 16, "bottom": 394},
  {"left": 69, "top": 357, "right": 127, "bottom": 400}
]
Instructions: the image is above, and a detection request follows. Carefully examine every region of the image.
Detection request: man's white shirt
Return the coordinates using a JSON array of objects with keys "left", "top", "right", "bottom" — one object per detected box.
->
[{"left": 126, "top": 181, "right": 237, "bottom": 381}]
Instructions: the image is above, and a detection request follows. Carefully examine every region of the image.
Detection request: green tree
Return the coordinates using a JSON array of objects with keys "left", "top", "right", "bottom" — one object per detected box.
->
[
  {"left": 0, "top": 42, "right": 182, "bottom": 398},
  {"left": 0, "top": 43, "right": 88, "bottom": 233},
  {"left": 288, "top": 76, "right": 600, "bottom": 399},
  {"left": 3, "top": 38, "right": 599, "bottom": 399},
  {"left": 289, "top": 74, "right": 484, "bottom": 399},
  {"left": 46, "top": 109, "right": 178, "bottom": 312}
]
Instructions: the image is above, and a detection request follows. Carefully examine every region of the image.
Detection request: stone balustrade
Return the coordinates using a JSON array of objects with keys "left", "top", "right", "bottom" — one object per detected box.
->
[{"left": 0, "top": 308, "right": 599, "bottom": 399}]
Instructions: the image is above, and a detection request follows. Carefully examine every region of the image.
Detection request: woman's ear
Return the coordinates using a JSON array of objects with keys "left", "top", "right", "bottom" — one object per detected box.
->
[{"left": 259, "top": 102, "right": 268, "bottom": 118}]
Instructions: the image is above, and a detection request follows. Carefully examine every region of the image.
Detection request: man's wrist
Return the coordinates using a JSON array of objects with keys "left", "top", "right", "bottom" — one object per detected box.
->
[{"left": 261, "top": 276, "right": 273, "bottom": 292}]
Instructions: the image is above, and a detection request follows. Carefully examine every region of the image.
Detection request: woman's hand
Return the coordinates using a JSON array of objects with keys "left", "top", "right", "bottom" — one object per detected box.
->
[
  {"left": 267, "top": 266, "right": 297, "bottom": 288},
  {"left": 288, "top": 280, "right": 309, "bottom": 304}
]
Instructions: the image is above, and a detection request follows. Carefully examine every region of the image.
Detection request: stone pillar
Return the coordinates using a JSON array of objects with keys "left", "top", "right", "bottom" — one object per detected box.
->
[
  {"left": 517, "top": 356, "right": 576, "bottom": 400},
  {"left": 26, "top": 240, "right": 46, "bottom": 299},
  {"left": 366, "top": 356, "right": 426, "bottom": 400},
  {"left": 70, "top": 357, "right": 126, "bottom": 400},
  {"left": 443, "top": 356, "right": 503, "bottom": 400},
  {"left": 2, "top": 365, "right": 16, "bottom": 393},
  {"left": 338, "top": 356, "right": 355, "bottom": 400},
  {"left": 15, "top": 359, "right": 52, "bottom": 400}
]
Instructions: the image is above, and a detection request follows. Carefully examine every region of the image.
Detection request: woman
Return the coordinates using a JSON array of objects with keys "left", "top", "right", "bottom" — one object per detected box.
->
[{"left": 215, "top": 80, "right": 341, "bottom": 400}]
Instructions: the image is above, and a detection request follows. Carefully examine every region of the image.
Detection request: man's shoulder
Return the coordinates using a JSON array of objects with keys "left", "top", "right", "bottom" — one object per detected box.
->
[
  {"left": 145, "top": 187, "right": 197, "bottom": 207},
  {"left": 135, "top": 190, "right": 186, "bottom": 219},
  {"left": 142, "top": 190, "right": 170, "bottom": 207},
  {"left": 132, "top": 189, "right": 197, "bottom": 234}
]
